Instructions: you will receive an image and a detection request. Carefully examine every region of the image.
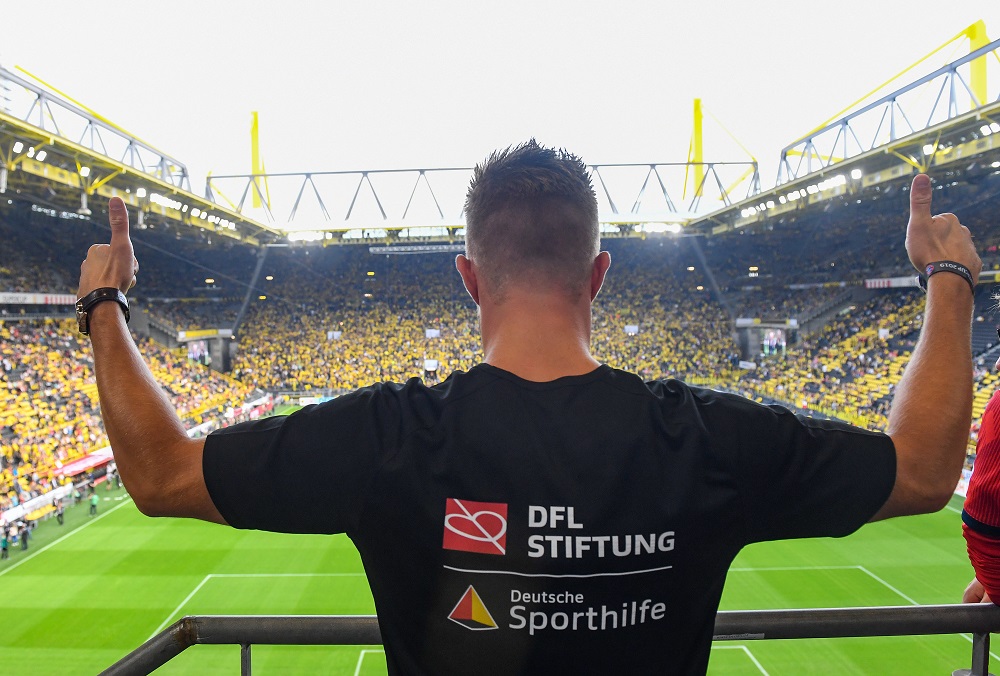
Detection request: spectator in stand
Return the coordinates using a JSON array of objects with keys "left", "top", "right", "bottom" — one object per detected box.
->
[{"left": 962, "top": 349, "right": 1000, "bottom": 605}]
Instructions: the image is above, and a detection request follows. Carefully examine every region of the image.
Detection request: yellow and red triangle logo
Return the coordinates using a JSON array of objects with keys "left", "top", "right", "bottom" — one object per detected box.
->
[{"left": 447, "top": 585, "right": 498, "bottom": 631}]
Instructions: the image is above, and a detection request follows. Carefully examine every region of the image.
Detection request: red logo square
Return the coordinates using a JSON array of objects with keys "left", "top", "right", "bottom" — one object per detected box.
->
[{"left": 442, "top": 498, "right": 508, "bottom": 555}]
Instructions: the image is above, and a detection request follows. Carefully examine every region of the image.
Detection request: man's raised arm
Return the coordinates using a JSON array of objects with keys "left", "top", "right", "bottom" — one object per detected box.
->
[
  {"left": 78, "top": 197, "right": 225, "bottom": 523},
  {"left": 872, "top": 174, "right": 981, "bottom": 521}
]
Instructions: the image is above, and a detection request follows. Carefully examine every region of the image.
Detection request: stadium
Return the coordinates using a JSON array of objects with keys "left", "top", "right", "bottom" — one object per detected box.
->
[{"left": 4, "top": 3, "right": 1000, "bottom": 674}]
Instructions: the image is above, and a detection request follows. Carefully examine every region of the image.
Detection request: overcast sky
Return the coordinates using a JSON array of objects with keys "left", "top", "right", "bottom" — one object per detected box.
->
[{"left": 3, "top": 0, "right": 1000, "bottom": 216}]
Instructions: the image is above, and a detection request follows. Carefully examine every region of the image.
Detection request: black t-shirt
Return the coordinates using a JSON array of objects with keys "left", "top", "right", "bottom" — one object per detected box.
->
[{"left": 204, "top": 364, "right": 896, "bottom": 675}]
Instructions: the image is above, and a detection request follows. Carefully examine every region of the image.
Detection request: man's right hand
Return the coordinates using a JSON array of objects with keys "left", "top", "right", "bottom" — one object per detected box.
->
[
  {"left": 875, "top": 173, "right": 979, "bottom": 521},
  {"left": 904, "top": 173, "right": 982, "bottom": 282}
]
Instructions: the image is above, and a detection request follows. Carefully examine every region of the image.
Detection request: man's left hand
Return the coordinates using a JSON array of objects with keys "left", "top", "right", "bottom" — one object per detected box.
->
[{"left": 78, "top": 196, "right": 138, "bottom": 298}]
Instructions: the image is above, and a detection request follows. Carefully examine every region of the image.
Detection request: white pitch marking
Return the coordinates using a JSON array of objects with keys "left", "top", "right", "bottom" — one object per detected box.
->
[
  {"left": 352, "top": 648, "right": 385, "bottom": 676},
  {"left": 710, "top": 645, "right": 770, "bottom": 675},
  {"left": 210, "top": 573, "right": 367, "bottom": 578},
  {"left": 733, "top": 565, "right": 1000, "bottom": 662},
  {"left": 729, "top": 565, "right": 858, "bottom": 572},
  {"left": 0, "top": 497, "right": 133, "bottom": 578},
  {"left": 149, "top": 574, "right": 214, "bottom": 639},
  {"left": 858, "top": 566, "right": 921, "bottom": 606},
  {"left": 146, "top": 572, "right": 369, "bottom": 641},
  {"left": 858, "top": 566, "right": 1000, "bottom": 662}
]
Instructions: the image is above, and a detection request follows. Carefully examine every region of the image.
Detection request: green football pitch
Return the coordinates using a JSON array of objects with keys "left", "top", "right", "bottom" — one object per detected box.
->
[{"left": 0, "top": 484, "right": 988, "bottom": 675}]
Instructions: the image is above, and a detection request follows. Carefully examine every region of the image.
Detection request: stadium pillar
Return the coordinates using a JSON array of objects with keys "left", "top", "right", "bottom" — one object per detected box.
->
[
  {"left": 0, "top": 166, "right": 6, "bottom": 193},
  {"left": 969, "top": 20, "right": 989, "bottom": 106},
  {"left": 692, "top": 99, "right": 704, "bottom": 198},
  {"left": 251, "top": 112, "right": 267, "bottom": 210}
]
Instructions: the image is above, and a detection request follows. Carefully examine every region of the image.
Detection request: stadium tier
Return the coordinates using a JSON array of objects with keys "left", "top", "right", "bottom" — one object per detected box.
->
[{"left": 4, "top": 170, "right": 1000, "bottom": 508}]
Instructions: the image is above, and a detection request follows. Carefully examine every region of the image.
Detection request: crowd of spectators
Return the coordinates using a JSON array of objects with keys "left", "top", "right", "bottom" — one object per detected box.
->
[
  {"left": 1, "top": 319, "right": 259, "bottom": 510},
  {"left": 4, "top": 173, "right": 1000, "bottom": 502},
  {"left": 729, "top": 291, "right": 924, "bottom": 430},
  {"left": 229, "top": 239, "right": 743, "bottom": 391},
  {"left": 141, "top": 299, "right": 243, "bottom": 331}
]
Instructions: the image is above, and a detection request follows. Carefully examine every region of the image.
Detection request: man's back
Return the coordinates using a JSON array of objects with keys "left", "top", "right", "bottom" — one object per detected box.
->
[{"left": 204, "top": 364, "right": 894, "bottom": 674}]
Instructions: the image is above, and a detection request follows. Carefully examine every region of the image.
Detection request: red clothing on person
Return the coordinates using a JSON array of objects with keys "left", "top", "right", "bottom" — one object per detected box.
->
[{"left": 963, "top": 389, "right": 1000, "bottom": 600}]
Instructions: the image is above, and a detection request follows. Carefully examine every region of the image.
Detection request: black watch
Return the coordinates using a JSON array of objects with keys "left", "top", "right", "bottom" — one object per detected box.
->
[{"left": 76, "top": 287, "right": 130, "bottom": 335}]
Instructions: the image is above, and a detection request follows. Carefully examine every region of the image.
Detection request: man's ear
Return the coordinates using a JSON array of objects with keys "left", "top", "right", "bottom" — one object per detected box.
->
[
  {"left": 590, "top": 251, "right": 611, "bottom": 301},
  {"left": 456, "top": 254, "right": 481, "bottom": 305}
]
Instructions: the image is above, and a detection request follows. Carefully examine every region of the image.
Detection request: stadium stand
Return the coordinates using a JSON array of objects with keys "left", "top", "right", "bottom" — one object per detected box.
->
[
  {"left": 5, "top": 170, "right": 1000, "bottom": 512},
  {"left": 0, "top": 318, "right": 260, "bottom": 509}
]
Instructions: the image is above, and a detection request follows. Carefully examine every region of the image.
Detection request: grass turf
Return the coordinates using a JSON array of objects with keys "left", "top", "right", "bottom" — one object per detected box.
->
[{"left": 0, "top": 486, "right": 984, "bottom": 674}]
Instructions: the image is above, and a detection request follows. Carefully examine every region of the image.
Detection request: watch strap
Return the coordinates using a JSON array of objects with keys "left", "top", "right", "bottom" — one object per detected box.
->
[{"left": 76, "top": 287, "right": 130, "bottom": 335}]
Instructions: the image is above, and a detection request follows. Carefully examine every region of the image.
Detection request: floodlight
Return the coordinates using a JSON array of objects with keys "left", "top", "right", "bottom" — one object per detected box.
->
[
  {"left": 205, "top": 278, "right": 215, "bottom": 284},
  {"left": 922, "top": 144, "right": 935, "bottom": 156},
  {"left": 26, "top": 147, "right": 34, "bottom": 158},
  {"left": 79, "top": 166, "right": 91, "bottom": 178},
  {"left": 686, "top": 266, "right": 695, "bottom": 271},
  {"left": 992, "top": 123, "right": 1000, "bottom": 134},
  {"left": 696, "top": 285, "right": 704, "bottom": 291},
  {"left": 265, "top": 275, "right": 274, "bottom": 281},
  {"left": 981, "top": 125, "right": 993, "bottom": 136},
  {"left": 191, "top": 208, "right": 201, "bottom": 217},
  {"left": 850, "top": 168, "right": 863, "bottom": 180},
  {"left": 136, "top": 188, "right": 147, "bottom": 198},
  {"left": 12, "top": 141, "right": 23, "bottom": 153},
  {"left": 35, "top": 150, "right": 46, "bottom": 162}
]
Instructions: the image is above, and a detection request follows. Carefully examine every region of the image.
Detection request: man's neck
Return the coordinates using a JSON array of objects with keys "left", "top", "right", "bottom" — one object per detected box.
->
[{"left": 479, "top": 290, "right": 599, "bottom": 382}]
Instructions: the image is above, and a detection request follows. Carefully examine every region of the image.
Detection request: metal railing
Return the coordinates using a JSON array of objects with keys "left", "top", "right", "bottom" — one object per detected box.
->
[{"left": 102, "top": 604, "right": 1000, "bottom": 675}]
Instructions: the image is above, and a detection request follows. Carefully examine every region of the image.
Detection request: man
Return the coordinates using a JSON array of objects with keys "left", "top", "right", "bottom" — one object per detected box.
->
[{"left": 80, "top": 141, "right": 979, "bottom": 674}]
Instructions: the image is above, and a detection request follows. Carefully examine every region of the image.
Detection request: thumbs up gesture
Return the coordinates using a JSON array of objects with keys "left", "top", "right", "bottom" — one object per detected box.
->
[
  {"left": 905, "top": 174, "right": 981, "bottom": 283},
  {"left": 78, "top": 197, "right": 139, "bottom": 299}
]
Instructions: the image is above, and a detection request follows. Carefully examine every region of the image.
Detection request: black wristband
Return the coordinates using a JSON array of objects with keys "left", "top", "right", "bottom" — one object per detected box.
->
[
  {"left": 76, "top": 287, "right": 130, "bottom": 335},
  {"left": 916, "top": 260, "right": 975, "bottom": 295}
]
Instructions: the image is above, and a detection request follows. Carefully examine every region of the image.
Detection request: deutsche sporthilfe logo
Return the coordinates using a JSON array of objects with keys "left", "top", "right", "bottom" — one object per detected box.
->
[
  {"left": 448, "top": 585, "right": 498, "bottom": 630},
  {"left": 442, "top": 498, "right": 508, "bottom": 555}
]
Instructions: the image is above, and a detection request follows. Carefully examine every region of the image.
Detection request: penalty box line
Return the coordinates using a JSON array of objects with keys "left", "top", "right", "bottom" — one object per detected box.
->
[
  {"left": 729, "top": 565, "right": 1000, "bottom": 663},
  {"left": 353, "top": 648, "right": 386, "bottom": 676},
  {"left": 710, "top": 645, "right": 770, "bottom": 676},
  {"left": 147, "top": 572, "right": 368, "bottom": 640}
]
